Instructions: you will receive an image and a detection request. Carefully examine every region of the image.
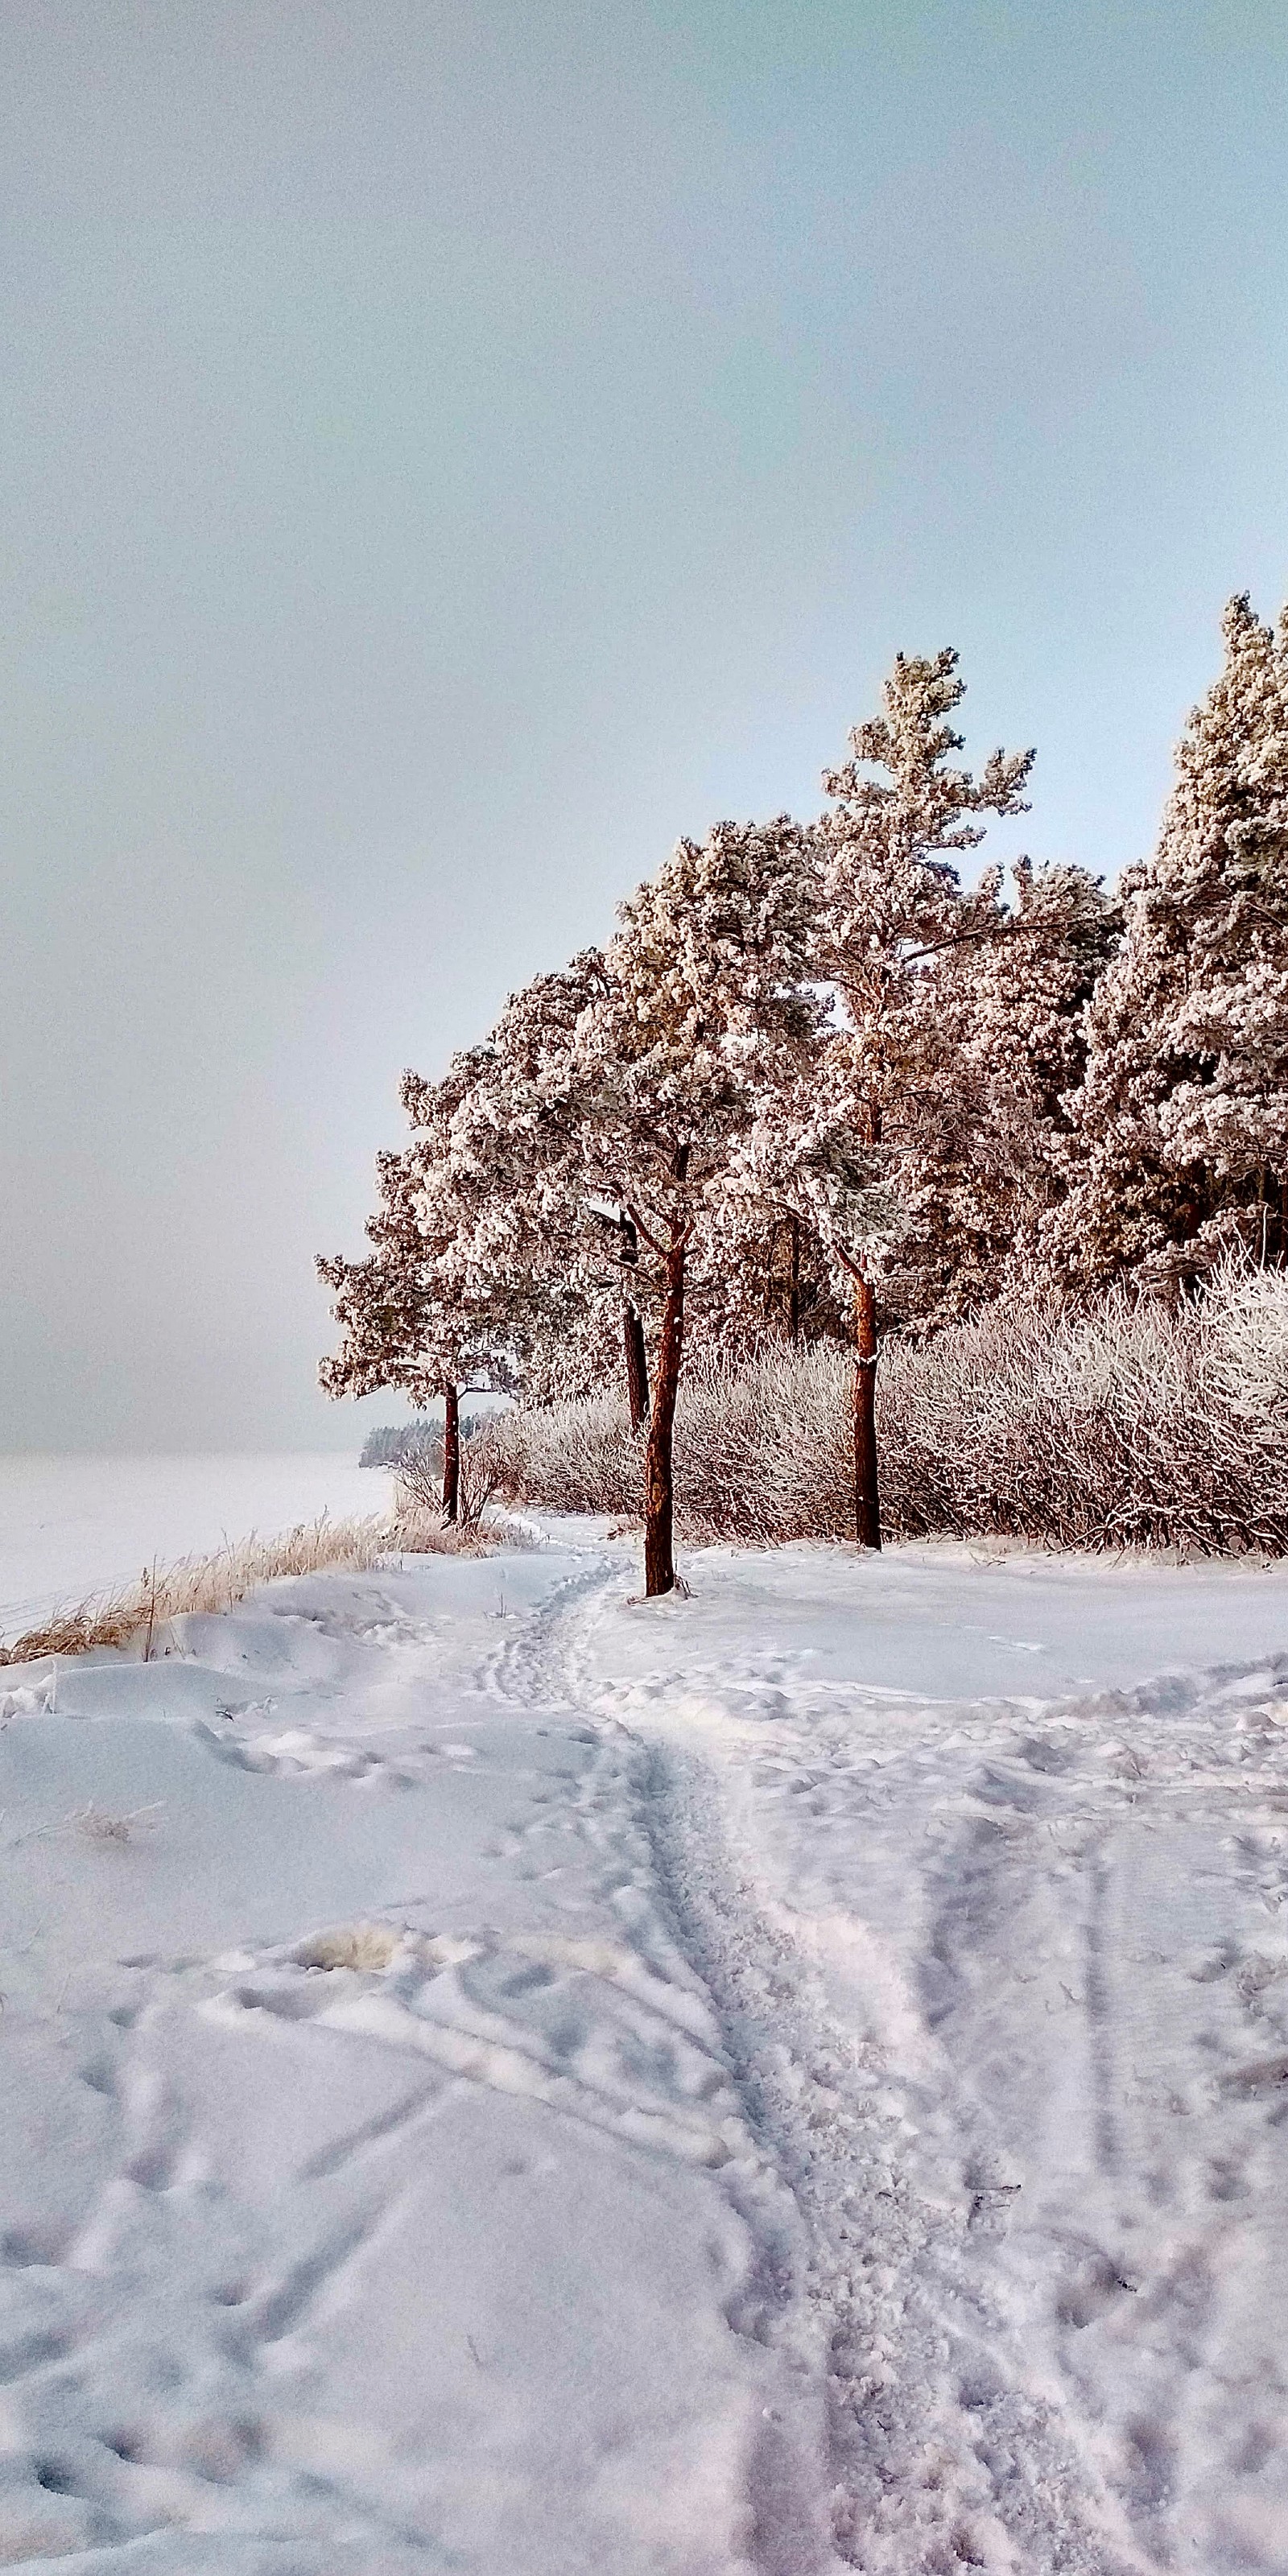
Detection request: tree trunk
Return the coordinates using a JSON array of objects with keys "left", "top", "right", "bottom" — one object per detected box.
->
[
  {"left": 442, "top": 1381, "right": 460, "bottom": 1524},
  {"left": 624, "top": 1302, "right": 650, "bottom": 1432},
  {"left": 619, "top": 1213, "right": 650, "bottom": 1432},
  {"left": 787, "top": 1213, "right": 801, "bottom": 1346},
  {"left": 644, "top": 1236, "right": 686, "bottom": 1596},
  {"left": 852, "top": 1274, "right": 881, "bottom": 1551}
]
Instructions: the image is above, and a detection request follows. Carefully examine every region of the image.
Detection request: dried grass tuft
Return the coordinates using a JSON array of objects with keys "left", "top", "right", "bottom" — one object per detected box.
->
[
  {"left": 390, "top": 1499, "right": 497, "bottom": 1557},
  {"left": 0, "top": 1512, "right": 394, "bottom": 1669},
  {"left": 0, "top": 1490, "right": 526, "bottom": 1670},
  {"left": 75, "top": 1802, "right": 163, "bottom": 1845}
]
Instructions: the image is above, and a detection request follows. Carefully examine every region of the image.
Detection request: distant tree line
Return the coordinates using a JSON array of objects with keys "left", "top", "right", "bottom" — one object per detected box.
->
[
  {"left": 359, "top": 1418, "right": 488, "bottom": 1471},
  {"left": 320, "top": 597, "right": 1288, "bottom": 1591}
]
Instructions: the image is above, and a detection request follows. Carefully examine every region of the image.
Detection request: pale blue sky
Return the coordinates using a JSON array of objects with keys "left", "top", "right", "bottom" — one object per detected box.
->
[{"left": 2, "top": 0, "right": 1286, "bottom": 1446}]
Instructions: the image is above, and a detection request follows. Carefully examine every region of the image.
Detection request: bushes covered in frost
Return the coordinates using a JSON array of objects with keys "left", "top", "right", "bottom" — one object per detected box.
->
[{"left": 477, "top": 1261, "right": 1288, "bottom": 1554}]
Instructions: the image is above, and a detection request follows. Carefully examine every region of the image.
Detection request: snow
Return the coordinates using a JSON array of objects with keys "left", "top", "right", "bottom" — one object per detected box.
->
[
  {"left": 3, "top": 1527, "right": 1288, "bottom": 2569},
  {"left": 0, "top": 1457, "right": 398, "bottom": 1641}
]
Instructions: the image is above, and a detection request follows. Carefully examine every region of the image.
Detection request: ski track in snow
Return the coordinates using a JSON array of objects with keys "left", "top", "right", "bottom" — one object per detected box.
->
[
  {"left": 533, "top": 1581, "right": 1139, "bottom": 2576},
  {"left": 2, "top": 1534, "right": 1288, "bottom": 2568},
  {"left": 558, "top": 1572, "right": 1288, "bottom": 2575}
]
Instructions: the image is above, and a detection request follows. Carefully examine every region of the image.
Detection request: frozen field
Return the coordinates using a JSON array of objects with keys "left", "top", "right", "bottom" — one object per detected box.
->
[
  {"left": 3, "top": 1526, "right": 1288, "bottom": 2570},
  {"left": 0, "top": 1456, "right": 398, "bottom": 1643}
]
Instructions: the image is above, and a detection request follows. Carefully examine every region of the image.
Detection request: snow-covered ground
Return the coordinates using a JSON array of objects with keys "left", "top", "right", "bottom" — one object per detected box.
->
[
  {"left": 3, "top": 1525, "right": 1288, "bottom": 2570},
  {"left": 0, "top": 1457, "right": 398, "bottom": 1641}
]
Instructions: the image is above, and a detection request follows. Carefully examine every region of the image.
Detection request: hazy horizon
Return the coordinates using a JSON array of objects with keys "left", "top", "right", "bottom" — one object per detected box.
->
[{"left": 4, "top": 1, "right": 1288, "bottom": 1449}]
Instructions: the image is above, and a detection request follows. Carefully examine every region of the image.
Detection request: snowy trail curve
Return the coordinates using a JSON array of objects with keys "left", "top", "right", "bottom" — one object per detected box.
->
[
  {"left": 4, "top": 1534, "right": 1288, "bottom": 2570},
  {"left": 489, "top": 1558, "right": 1147, "bottom": 2574}
]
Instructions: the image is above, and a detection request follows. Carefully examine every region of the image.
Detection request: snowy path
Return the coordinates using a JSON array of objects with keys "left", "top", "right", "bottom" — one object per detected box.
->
[{"left": 2, "top": 1534, "right": 1288, "bottom": 2569}]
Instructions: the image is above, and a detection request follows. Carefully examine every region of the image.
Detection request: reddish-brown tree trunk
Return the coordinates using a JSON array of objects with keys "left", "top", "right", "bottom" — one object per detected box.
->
[
  {"left": 624, "top": 1302, "right": 650, "bottom": 1432},
  {"left": 644, "top": 1236, "right": 686, "bottom": 1596},
  {"left": 853, "top": 1274, "right": 881, "bottom": 1551},
  {"left": 787, "top": 1212, "right": 801, "bottom": 1345},
  {"left": 619, "top": 1212, "right": 650, "bottom": 1431},
  {"left": 442, "top": 1381, "right": 460, "bottom": 1524}
]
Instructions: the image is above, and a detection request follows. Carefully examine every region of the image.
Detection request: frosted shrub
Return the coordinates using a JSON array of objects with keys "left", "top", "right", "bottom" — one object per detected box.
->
[
  {"left": 1208, "top": 1266, "right": 1288, "bottom": 1420},
  {"left": 480, "top": 1261, "right": 1288, "bottom": 1554}
]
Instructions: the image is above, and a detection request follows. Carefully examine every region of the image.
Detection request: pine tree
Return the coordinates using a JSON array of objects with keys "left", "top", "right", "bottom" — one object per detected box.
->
[
  {"left": 700, "top": 1199, "right": 847, "bottom": 1359},
  {"left": 1065, "top": 596, "right": 1288, "bottom": 1286},
  {"left": 810, "top": 648, "right": 1034, "bottom": 1542},
  {"left": 320, "top": 639, "right": 1145, "bottom": 1556},
  {"left": 910, "top": 856, "right": 1119, "bottom": 1316},
  {"left": 433, "top": 954, "right": 638, "bottom": 1413},
  {"left": 319, "top": 1047, "right": 540, "bottom": 1521},
  {"left": 566, "top": 817, "right": 819, "bottom": 1592}
]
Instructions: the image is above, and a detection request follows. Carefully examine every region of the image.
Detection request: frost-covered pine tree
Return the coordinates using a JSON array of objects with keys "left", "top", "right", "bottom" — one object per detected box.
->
[
  {"left": 1064, "top": 596, "right": 1288, "bottom": 1286},
  {"left": 809, "top": 648, "right": 1034, "bottom": 1541},
  {"left": 436, "top": 953, "right": 642, "bottom": 1412},
  {"left": 566, "top": 816, "right": 819, "bottom": 1593},
  {"left": 912, "top": 855, "right": 1119, "bottom": 1315},
  {"left": 699, "top": 1199, "right": 847, "bottom": 1358},
  {"left": 316, "top": 1146, "right": 471, "bottom": 1515},
  {"left": 316, "top": 1144, "right": 436, "bottom": 1416},
  {"left": 318, "top": 1022, "right": 605, "bottom": 1518},
  {"left": 317, "top": 1061, "right": 516, "bottom": 1521},
  {"left": 724, "top": 1038, "right": 906, "bottom": 1546}
]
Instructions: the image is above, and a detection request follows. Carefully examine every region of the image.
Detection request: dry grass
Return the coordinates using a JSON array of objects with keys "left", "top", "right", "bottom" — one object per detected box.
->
[
  {"left": 75, "top": 1802, "right": 163, "bottom": 1845},
  {"left": 390, "top": 1496, "right": 499, "bottom": 1556},
  {"left": 479, "top": 1259, "right": 1288, "bottom": 1556},
  {"left": 0, "top": 1512, "right": 394, "bottom": 1668},
  {"left": 0, "top": 1494, "right": 518, "bottom": 1671}
]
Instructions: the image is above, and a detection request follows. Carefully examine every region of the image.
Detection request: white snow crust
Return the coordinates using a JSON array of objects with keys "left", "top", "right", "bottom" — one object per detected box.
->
[{"left": 3, "top": 1529, "right": 1288, "bottom": 2570}]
